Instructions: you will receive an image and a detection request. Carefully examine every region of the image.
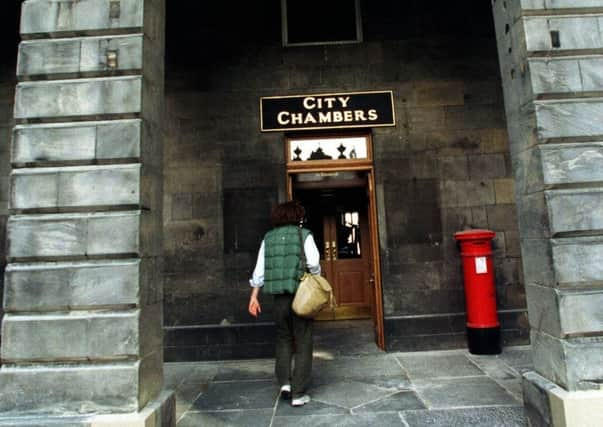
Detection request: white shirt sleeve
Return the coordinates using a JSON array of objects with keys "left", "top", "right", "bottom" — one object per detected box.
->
[
  {"left": 304, "top": 234, "right": 321, "bottom": 275},
  {"left": 249, "top": 240, "right": 265, "bottom": 288}
]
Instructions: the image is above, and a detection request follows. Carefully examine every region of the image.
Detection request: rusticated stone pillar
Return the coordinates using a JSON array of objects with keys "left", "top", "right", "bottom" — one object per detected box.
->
[
  {"left": 0, "top": 0, "right": 174, "bottom": 425},
  {"left": 492, "top": 0, "right": 603, "bottom": 425}
]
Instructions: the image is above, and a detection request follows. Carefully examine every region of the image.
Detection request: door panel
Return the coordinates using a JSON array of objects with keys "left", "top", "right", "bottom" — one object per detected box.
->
[{"left": 298, "top": 187, "right": 372, "bottom": 320}]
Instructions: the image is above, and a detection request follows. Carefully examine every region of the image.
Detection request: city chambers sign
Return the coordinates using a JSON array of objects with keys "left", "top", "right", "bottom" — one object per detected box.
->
[{"left": 260, "top": 91, "right": 395, "bottom": 132}]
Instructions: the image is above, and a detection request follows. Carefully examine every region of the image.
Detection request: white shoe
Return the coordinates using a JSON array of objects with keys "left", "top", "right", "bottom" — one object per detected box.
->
[
  {"left": 291, "top": 394, "right": 311, "bottom": 406},
  {"left": 280, "top": 384, "right": 291, "bottom": 400}
]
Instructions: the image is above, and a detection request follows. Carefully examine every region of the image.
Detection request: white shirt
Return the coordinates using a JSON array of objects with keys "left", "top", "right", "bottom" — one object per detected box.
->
[{"left": 249, "top": 234, "right": 321, "bottom": 288}]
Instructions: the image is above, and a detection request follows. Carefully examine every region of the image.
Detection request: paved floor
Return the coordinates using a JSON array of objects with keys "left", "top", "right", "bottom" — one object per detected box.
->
[{"left": 166, "top": 321, "right": 531, "bottom": 426}]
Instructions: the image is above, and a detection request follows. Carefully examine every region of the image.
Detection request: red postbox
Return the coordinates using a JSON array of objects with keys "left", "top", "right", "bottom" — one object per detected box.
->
[{"left": 454, "top": 229, "right": 501, "bottom": 354}]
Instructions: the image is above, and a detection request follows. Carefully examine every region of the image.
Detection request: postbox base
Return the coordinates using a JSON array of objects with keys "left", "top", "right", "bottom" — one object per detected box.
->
[{"left": 466, "top": 326, "right": 501, "bottom": 355}]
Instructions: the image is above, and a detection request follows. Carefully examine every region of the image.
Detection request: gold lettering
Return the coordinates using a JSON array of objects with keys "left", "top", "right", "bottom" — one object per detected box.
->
[
  {"left": 303, "top": 97, "right": 316, "bottom": 110},
  {"left": 291, "top": 113, "right": 304, "bottom": 125},
  {"left": 332, "top": 111, "right": 343, "bottom": 122},
  {"left": 344, "top": 110, "right": 353, "bottom": 121},
  {"left": 324, "top": 97, "right": 337, "bottom": 108},
  {"left": 354, "top": 110, "right": 367, "bottom": 121},
  {"left": 339, "top": 96, "right": 351, "bottom": 108},
  {"left": 319, "top": 112, "right": 331, "bottom": 123},
  {"left": 304, "top": 113, "right": 317, "bottom": 124},
  {"left": 368, "top": 109, "right": 378, "bottom": 120},
  {"left": 277, "top": 111, "right": 290, "bottom": 125}
]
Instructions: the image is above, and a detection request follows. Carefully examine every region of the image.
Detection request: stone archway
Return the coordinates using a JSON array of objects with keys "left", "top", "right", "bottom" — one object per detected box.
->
[{"left": 1, "top": 1, "right": 603, "bottom": 425}]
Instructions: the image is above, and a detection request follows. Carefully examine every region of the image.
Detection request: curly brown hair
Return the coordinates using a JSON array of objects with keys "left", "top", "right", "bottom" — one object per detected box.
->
[{"left": 271, "top": 200, "right": 305, "bottom": 227}]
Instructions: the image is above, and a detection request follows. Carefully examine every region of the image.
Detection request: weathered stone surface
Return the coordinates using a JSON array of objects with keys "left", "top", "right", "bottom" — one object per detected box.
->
[
  {"left": 552, "top": 236, "right": 603, "bottom": 285},
  {"left": 529, "top": 58, "right": 582, "bottom": 94},
  {"left": 524, "top": 16, "right": 603, "bottom": 52},
  {"left": 529, "top": 57, "right": 603, "bottom": 94},
  {"left": 2, "top": 305, "right": 162, "bottom": 362},
  {"left": 12, "top": 120, "right": 141, "bottom": 164},
  {"left": 440, "top": 180, "right": 495, "bottom": 207},
  {"left": 494, "top": 178, "right": 515, "bottom": 204},
  {"left": 540, "top": 143, "right": 603, "bottom": 185},
  {"left": 526, "top": 284, "right": 603, "bottom": 337},
  {"left": 579, "top": 57, "right": 603, "bottom": 91},
  {"left": 21, "top": 0, "right": 144, "bottom": 35},
  {"left": 2, "top": 311, "right": 141, "bottom": 361},
  {"left": 526, "top": 284, "right": 562, "bottom": 336},
  {"left": 535, "top": 99, "right": 603, "bottom": 140},
  {"left": 0, "top": 352, "right": 162, "bottom": 416},
  {"left": 11, "top": 164, "right": 141, "bottom": 210},
  {"left": 4, "top": 259, "right": 142, "bottom": 311},
  {"left": 523, "top": 371, "right": 554, "bottom": 427},
  {"left": 521, "top": 238, "right": 555, "bottom": 287},
  {"left": 523, "top": 0, "right": 603, "bottom": 8},
  {"left": 18, "top": 35, "right": 143, "bottom": 76},
  {"left": 531, "top": 330, "right": 603, "bottom": 391},
  {"left": 0, "top": 391, "right": 176, "bottom": 427},
  {"left": 559, "top": 289, "right": 603, "bottom": 336},
  {"left": 7, "top": 211, "right": 141, "bottom": 259},
  {"left": 15, "top": 77, "right": 142, "bottom": 119},
  {"left": 546, "top": 188, "right": 603, "bottom": 234}
]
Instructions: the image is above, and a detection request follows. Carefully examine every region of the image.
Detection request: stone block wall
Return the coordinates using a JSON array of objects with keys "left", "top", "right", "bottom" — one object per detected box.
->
[{"left": 163, "top": 1, "right": 528, "bottom": 359}]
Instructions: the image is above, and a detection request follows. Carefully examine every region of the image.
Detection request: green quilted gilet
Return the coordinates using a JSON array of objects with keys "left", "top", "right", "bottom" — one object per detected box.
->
[{"left": 263, "top": 225, "right": 311, "bottom": 295}]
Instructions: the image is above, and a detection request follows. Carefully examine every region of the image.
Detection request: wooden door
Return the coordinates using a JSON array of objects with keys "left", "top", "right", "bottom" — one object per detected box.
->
[{"left": 315, "top": 202, "right": 372, "bottom": 320}]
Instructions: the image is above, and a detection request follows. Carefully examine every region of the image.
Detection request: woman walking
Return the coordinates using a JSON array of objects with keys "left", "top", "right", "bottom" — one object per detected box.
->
[{"left": 248, "top": 201, "right": 321, "bottom": 406}]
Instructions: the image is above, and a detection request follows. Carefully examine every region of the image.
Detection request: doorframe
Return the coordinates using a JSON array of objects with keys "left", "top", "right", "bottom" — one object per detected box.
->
[{"left": 284, "top": 131, "right": 385, "bottom": 350}]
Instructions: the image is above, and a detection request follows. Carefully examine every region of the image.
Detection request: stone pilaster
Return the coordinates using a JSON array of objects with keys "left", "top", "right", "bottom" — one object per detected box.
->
[
  {"left": 492, "top": 0, "right": 603, "bottom": 425},
  {"left": 0, "top": 0, "right": 173, "bottom": 425}
]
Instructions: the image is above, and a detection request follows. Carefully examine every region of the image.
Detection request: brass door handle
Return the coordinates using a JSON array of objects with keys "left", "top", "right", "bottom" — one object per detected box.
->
[
  {"left": 324, "top": 241, "right": 331, "bottom": 261},
  {"left": 331, "top": 240, "right": 337, "bottom": 260}
]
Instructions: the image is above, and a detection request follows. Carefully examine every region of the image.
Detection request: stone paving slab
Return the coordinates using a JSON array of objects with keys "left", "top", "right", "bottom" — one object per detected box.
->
[
  {"left": 312, "top": 354, "right": 409, "bottom": 389},
  {"left": 400, "top": 406, "right": 526, "bottom": 427},
  {"left": 178, "top": 409, "right": 274, "bottom": 427},
  {"left": 311, "top": 380, "right": 394, "bottom": 409},
  {"left": 353, "top": 390, "right": 426, "bottom": 413},
  {"left": 396, "top": 352, "right": 485, "bottom": 379},
  {"left": 413, "top": 376, "right": 521, "bottom": 409},
  {"left": 168, "top": 345, "right": 532, "bottom": 426},
  {"left": 191, "top": 380, "right": 276, "bottom": 411},
  {"left": 272, "top": 413, "right": 404, "bottom": 426},
  {"left": 275, "top": 397, "right": 346, "bottom": 416}
]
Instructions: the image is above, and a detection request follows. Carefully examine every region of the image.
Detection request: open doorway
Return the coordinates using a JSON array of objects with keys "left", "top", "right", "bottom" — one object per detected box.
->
[{"left": 285, "top": 133, "right": 385, "bottom": 349}]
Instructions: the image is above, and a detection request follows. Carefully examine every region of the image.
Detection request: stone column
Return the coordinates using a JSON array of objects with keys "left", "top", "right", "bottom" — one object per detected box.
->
[
  {"left": 492, "top": 0, "right": 603, "bottom": 425},
  {"left": 0, "top": 0, "right": 174, "bottom": 425}
]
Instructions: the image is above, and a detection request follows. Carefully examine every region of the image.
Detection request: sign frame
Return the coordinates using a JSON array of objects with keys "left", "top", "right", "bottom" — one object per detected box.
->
[{"left": 260, "top": 90, "right": 396, "bottom": 132}]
